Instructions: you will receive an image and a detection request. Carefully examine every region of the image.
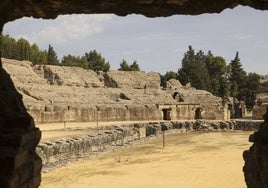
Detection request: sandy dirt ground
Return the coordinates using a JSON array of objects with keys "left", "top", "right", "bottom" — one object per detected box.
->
[
  {"left": 36, "top": 121, "right": 145, "bottom": 131},
  {"left": 38, "top": 121, "right": 144, "bottom": 140},
  {"left": 40, "top": 131, "right": 252, "bottom": 188}
]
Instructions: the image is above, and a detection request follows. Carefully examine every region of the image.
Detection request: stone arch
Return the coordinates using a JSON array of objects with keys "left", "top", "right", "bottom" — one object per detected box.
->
[
  {"left": 173, "top": 92, "right": 184, "bottom": 102},
  {"left": 0, "top": 1, "right": 268, "bottom": 188},
  {"left": 173, "top": 92, "right": 179, "bottom": 99}
]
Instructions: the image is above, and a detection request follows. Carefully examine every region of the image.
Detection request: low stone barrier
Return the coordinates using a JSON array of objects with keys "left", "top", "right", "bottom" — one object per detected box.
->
[
  {"left": 37, "top": 120, "right": 261, "bottom": 170},
  {"left": 37, "top": 124, "right": 146, "bottom": 169},
  {"left": 145, "top": 120, "right": 261, "bottom": 136}
]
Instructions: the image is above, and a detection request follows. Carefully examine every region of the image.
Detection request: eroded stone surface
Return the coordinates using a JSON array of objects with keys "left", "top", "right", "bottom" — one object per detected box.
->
[
  {"left": 2, "top": 58, "right": 226, "bottom": 123},
  {"left": 39, "top": 120, "right": 260, "bottom": 171},
  {"left": 243, "top": 107, "right": 268, "bottom": 188},
  {"left": 253, "top": 76, "right": 268, "bottom": 120}
]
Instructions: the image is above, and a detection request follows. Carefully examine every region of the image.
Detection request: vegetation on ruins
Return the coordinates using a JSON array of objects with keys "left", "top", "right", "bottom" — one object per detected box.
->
[
  {"left": 118, "top": 59, "right": 141, "bottom": 71},
  {"left": 61, "top": 51, "right": 110, "bottom": 72},
  {"left": 174, "top": 46, "right": 259, "bottom": 110},
  {"left": 160, "top": 71, "right": 177, "bottom": 88},
  {"left": 228, "top": 52, "right": 260, "bottom": 109},
  {"left": 0, "top": 35, "right": 260, "bottom": 110},
  {"left": 85, "top": 50, "right": 110, "bottom": 72},
  {"left": 160, "top": 46, "right": 259, "bottom": 110},
  {"left": 47, "top": 44, "right": 60, "bottom": 65}
]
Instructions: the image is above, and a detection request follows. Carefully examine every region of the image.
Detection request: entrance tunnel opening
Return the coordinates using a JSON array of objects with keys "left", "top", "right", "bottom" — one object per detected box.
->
[
  {"left": 0, "top": 1, "right": 268, "bottom": 187},
  {"left": 195, "top": 108, "right": 202, "bottom": 119},
  {"left": 162, "top": 108, "right": 172, "bottom": 120}
]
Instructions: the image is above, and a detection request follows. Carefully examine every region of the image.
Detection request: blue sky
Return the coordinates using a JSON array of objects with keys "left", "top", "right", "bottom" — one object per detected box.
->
[{"left": 3, "top": 5, "right": 268, "bottom": 75}]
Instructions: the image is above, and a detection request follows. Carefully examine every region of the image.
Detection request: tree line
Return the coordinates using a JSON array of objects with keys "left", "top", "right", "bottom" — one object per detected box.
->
[
  {"left": 0, "top": 34, "right": 140, "bottom": 72},
  {"left": 161, "top": 46, "right": 260, "bottom": 110},
  {"left": 0, "top": 35, "right": 260, "bottom": 110}
]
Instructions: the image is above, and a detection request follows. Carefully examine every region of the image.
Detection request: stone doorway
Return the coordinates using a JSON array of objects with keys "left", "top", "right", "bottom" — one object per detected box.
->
[
  {"left": 195, "top": 108, "right": 202, "bottom": 119},
  {"left": 162, "top": 108, "right": 171, "bottom": 120}
]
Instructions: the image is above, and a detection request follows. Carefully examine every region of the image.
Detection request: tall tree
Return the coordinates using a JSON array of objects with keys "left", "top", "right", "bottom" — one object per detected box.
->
[
  {"left": 229, "top": 52, "right": 247, "bottom": 98},
  {"left": 243, "top": 72, "right": 260, "bottom": 110},
  {"left": 177, "top": 45, "right": 195, "bottom": 85},
  {"left": 1, "top": 34, "right": 18, "bottom": 59},
  {"left": 85, "top": 50, "right": 110, "bottom": 72},
  {"left": 29, "top": 43, "right": 47, "bottom": 65},
  {"left": 17, "top": 38, "right": 31, "bottom": 61},
  {"left": 47, "top": 44, "right": 59, "bottom": 65},
  {"left": 205, "top": 53, "right": 228, "bottom": 97},
  {"left": 1, "top": 34, "right": 47, "bottom": 64},
  {"left": 178, "top": 46, "right": 209, "bottom": 90}
]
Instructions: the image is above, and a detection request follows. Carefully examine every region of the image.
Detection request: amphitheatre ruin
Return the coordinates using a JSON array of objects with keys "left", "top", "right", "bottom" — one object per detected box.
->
[
  {"left": 1, "top": 1, "right": 268, "bottom": 188},
  {"left": 2, "top": 58, "right": 229, "bottom": 123}
]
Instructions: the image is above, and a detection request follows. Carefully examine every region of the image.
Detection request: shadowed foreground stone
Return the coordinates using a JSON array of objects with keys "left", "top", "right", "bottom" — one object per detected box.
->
[
  {"left": 0, "top": 62, "right": 42, "bottom": 187},
  {"left": 243, "top": 107, "right": 268, "bottom": 188},
  {"left": 1, "top": 0, "right": 268, "bottom": 26}
]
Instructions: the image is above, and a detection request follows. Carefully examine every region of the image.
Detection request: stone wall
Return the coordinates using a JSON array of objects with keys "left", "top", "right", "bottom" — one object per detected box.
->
[
  {"left": 34, "top": 64, "right": 104, "bottom": 87},
  {"left": 167, "top": 79, "right": 226, "bottom": 120},
  {"left": 37, "top": 124, "right": 146, "bottom": 168},
  {"left": 253, "top": 76, "right": 268, "bottom": 120},
  {"left": 105, "top": 71, "right": 160, "bottom": 89},
  {"left": 38, "top": 120, "right": 261, "bottom": 170},
  {"left": 253, "top": 100, "right": 268, "bottom": 120},
  {"left": 3, "top": 59, "right": 227, "bottom": 124}
]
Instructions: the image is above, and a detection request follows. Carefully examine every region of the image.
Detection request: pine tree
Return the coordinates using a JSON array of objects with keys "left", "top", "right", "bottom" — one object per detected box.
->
[
  {"left": 47, "top": 44, "right": 59, "bottom": 65},
  {"left": 61, "top": 54, "right": 87, "bottom": 69},
  {"left": 17, "top": 38, "right": 31, "bottom": 61},
  {"left": 118, "top": 60, "right": 141, "bottom": 71},
  {"left": 229, "top": 52, "right": 246, "bottom": 98},
  {"left": 118, "top": 59, "right": 130, "bottom": 71},
  {"left": 178, "top": 46, "right": 209, "bottom": 90},
  {"left": 85, "top": 50, "right": 110, "bottom": 72},
  {"left": 129, "top": 60, "right": 140, "bottom": 71}
]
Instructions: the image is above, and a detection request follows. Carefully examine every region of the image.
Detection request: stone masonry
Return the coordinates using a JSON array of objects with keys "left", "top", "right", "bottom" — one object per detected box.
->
[
  {"left": 2, "top": 58, "right": 227, "bottom": 123},
  {"left": 39, "top": 120, "right": 260, "bottom": 170}
]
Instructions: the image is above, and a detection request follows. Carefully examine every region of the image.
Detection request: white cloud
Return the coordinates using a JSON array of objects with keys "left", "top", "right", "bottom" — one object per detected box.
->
[{"left": 11, "top": 14, "right": 113, "bottom": 45}]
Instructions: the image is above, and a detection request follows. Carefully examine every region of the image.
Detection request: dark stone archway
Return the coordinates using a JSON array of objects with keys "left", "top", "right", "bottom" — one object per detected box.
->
[
  {"left": 162, "top": 108, "right": 172, "bottom": 120},
  {"left": 195, "top": 108, "right": 202, "bottom": 119},
  {"left": 1, "top": 1, "right": 268, "bottom": 187}
]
